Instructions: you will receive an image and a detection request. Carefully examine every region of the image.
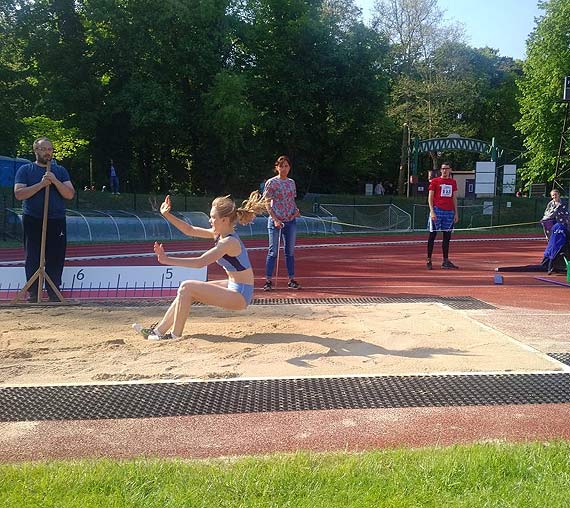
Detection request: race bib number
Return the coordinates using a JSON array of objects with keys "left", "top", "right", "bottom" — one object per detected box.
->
[{"left": 439, "top": 184, "right": 453, "bottom": 198}]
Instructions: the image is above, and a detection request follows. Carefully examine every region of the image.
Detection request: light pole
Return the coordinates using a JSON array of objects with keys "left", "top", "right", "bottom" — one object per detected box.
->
[
  {"left": 398, "top": 123, "right": 409, "bottom": 196},
  {"left": 406, "top": 124, "right": 411, "bottom": 197}
]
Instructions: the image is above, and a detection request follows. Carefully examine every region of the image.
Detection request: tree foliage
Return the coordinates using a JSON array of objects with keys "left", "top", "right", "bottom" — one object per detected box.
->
[
  {"left": 2, "top": 0, "right": 396, "bottom": 194},
  {"left": 241, "top": 0, "right": 392, "bottom": 192},
  {"left": 18, "top": 116, "right": 89, "bottom": 161},
  {"left": 0, "top": 0, "right": 538, "bottom": 195},
  {"left": 517, "top": 0, "right": 570, "bottom": 185},
  {"left": 372, "top": 0, "right": 523, "bottom": 183}
]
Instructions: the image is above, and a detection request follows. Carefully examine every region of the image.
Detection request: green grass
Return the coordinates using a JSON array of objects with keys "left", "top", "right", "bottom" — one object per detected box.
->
[{"left": 2, "top": 442, "right": 570, "bottom": 507}]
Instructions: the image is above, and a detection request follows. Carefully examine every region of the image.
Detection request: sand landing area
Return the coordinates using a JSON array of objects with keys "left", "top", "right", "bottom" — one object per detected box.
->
[{"left": 0, "top": 301, "right": 562, "bottom": 386}]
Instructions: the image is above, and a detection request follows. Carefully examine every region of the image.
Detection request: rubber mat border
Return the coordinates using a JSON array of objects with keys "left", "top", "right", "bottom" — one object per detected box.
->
[
  {"left": 253, "top": 296, "right": 494, "bottom": 310},
  {"left": 87, "top": 295, "right": 495, "bottom": 310},
  {"left": 1, "top": 372, "right": 569, "bottom": 422},
  {"left": 548, "top": 353, "right": 570, "bottom": 367}
]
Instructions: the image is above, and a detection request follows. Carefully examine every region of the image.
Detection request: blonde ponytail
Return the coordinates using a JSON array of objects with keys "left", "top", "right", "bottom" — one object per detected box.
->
[
  {"left": 236, "top": 190, "right": 268, "bottom": 225},
  {"left": 212, "top": 191, "right": 268, "bottom": 226}
]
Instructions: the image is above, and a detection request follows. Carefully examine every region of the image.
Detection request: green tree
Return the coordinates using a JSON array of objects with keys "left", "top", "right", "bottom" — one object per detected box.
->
[
  {"left": 372, "top": 0, "right": 463, "bottom": 75},
  {"left": 82, "top": 0, "right": 233, "bottom": 193},
  {"left": 2, "top": 0, "right": 101, "bottom": 185},
  {"left": 1, "top": 0, "right": 393, "bottom": 195},
  {"left": 373, "top": 0, "right": 523, "bottom": 185},
  {"left": 11, "top": 0, "right": 100, "bottom": 134},
  {"left": 372, "top": 0, "right": 467, "bottom": 187},
  {"left": 517, "top": 0, "right": 569, "bottom": 185},
  {"left": 17, "top": 116, "right": 89, "bottom": 160},
  {"left": 240, "top": 0, "right": 392, "bottom": 193},
  {"left": 0, "top": 1, "right": 27, "bottom": 154},
  {"left": 471, "top": 49, "right": 523, "bottom": 164}
]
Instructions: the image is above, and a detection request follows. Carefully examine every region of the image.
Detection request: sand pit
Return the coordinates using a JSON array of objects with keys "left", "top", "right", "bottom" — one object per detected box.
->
[{"left": 0, "top": 302, "right": 561, "bottom": 386}]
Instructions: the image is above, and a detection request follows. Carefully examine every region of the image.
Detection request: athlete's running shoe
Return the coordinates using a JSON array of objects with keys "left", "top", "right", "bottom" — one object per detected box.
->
[
  {"left": 132, "top": 322, "right": 157, "bottom": 339},
  {"left": 287, "top": 279, "right": 301, "bottom": 289},
  {"left": 441, "top": 260, "right": 459, "bottom": 269},
  {"left": 148, "top": 331, "right": 179, "bottom": 341}
]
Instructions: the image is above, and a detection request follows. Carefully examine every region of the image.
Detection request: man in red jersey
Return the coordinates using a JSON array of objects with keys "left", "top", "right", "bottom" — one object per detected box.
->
[{"left": 426, "top": 162, "right": 459, "bottom": 270}]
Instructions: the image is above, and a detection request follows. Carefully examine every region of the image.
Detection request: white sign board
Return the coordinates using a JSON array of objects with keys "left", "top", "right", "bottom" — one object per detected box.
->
[
  {"left": 475, "top": 161, "right": 496, "bottom": 196},
  {"left": 502, "top": 164, "right": 516, "bottom": 194},
  {"left": 0, "top": 265, "right": 207, "bottom": 292}
]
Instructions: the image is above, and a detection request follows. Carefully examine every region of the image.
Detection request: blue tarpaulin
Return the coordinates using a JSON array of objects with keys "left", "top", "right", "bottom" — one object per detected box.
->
[{"left": 0, "top": 156, "right": 31, "bottom": 187}]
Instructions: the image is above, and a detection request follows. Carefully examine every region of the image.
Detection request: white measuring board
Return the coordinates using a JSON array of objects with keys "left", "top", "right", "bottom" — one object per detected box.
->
[{"left": 0, "top": 266, "right": 207, "bottom": 291}]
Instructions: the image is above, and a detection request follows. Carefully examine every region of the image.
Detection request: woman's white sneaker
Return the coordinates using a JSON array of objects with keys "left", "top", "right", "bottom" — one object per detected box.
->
[
  {"left": 147, "top": 331, "right": 179, "bottom": 340},
  {"left": 132, "top": 323, "right": 156, "bottom": 339}
]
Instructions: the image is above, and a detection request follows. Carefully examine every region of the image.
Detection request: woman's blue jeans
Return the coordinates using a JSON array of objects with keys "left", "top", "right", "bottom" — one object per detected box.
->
[{"left": 266, "top": 218, "right": 297, "bottom": 279}]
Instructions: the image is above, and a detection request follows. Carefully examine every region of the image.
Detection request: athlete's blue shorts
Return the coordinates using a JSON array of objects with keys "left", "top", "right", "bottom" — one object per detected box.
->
[
  {"left": 228, "top": 281, "right": 254, "bottom": 305},
  {"left": 428, "top": 207, "right": 455, "bottom": 232}
]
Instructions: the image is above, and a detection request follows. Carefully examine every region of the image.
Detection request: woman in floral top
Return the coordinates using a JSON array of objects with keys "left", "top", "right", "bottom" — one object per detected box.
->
[{"left": 263, "top": 155, "right": 301, "bottom": 290}]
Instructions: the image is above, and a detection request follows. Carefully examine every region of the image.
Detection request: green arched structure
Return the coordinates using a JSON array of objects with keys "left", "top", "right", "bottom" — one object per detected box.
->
[{"left": 411, "top": 136, "right": 504, "bottom": 176}]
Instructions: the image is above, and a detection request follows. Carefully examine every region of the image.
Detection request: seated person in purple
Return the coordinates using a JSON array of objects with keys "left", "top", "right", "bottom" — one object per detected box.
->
[{"left": 541, "top": 189, "right": 567, "bottom": 239}]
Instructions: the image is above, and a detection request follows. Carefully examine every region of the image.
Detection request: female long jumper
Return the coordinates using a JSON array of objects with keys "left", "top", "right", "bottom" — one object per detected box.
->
[{"left": 133, "top": 192, "right": 266, "bottom": 340}]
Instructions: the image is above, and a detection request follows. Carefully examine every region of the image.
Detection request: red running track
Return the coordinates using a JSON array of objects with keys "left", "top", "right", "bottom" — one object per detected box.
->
[
  {"left": 3, "top": 233, "right": 570, "bottom": 463},
  {"left": 1, "top": 234, "right": 567, "bottom": 310}
]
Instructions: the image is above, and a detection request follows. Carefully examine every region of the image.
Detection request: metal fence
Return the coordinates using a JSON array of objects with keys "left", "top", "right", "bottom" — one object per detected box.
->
[{"left": 1, "top": 187, "right": 554, "bottom": 242}]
